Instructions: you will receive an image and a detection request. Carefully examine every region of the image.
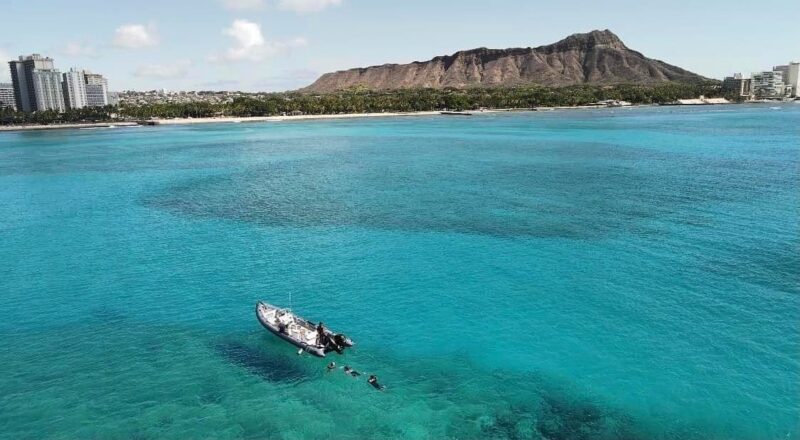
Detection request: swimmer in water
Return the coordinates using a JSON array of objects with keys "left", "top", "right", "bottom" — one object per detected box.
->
[
  {"left": 326, "top": 361, "right": 336, "bottom": 372},
  {"left": 343, "top": 366, "right": 361, "bottom": 377},
  {"left": 367, "top": 374, "right": 386, "bottom": 391}
]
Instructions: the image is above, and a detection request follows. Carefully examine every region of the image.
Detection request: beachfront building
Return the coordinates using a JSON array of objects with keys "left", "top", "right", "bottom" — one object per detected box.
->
[
  {"left": 751, "top": 71, "right": 785, "bottom": 98},
  {"left": 62, "top": 68, "right": 88, "bottom": 110},
  {"left": 8, "top": 54, "right": 65, "bottom": 112},
  {"left": 0, "top": 82, "right": 16, "bottom": 110},
  {"left": 773, "top": 62, "right": 799, "bottom": 97},
  {"left": 83, "top": 70, "right": 109, "bottom": 107},
  {"left": 30, "top": 69, "right": 65, "bottom": 112},
  {"left": 721, "top": 73, "right": 752, "bottom": 98}
]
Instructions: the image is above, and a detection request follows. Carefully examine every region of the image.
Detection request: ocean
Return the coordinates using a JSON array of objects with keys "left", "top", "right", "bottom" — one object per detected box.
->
[{"left": 1, "top": 104, "right": 798, "bottom": 440}]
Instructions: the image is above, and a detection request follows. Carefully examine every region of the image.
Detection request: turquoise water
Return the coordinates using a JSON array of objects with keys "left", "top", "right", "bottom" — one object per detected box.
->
[{"left": 1, "top": 105, "right": 798, "bottom": 440}]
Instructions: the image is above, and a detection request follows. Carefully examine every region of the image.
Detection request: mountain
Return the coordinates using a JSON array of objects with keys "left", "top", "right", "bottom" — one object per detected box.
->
[{"left": 303, "top": 30, "right": 708, "bottom": 92}]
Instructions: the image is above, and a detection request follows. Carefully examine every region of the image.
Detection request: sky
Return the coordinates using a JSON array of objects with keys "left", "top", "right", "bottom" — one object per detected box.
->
[{"left": 1, "top": 0, "right": 798, "bottom": 92}]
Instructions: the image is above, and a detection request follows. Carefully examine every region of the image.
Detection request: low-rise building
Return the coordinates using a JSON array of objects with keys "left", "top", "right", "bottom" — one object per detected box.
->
[
  {"left": 0, "top": 82, "right": 16, "bottom": 110},
  {"left": 751, "top": 71, "right": 785, "bottom": 98},
  {"left": 722, "top": 73, "right": 752, "bottom": 97}
]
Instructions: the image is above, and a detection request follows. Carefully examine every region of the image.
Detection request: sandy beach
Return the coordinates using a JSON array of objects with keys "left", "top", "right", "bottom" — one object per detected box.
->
[
  {"left": 149, "top": 111, "right": 444, "bottom": 126},
  {"left": 0, "top": 107, "right": 651, "bottom": 132},
  {"left": 0, "top": 109, "right": 543, "bottom": 132},
  {"left": 0, "top": 111, "right": 449, "bottom": 132},
  {"left": 133, "top": 107, "right": 642, "bottom": 126}
]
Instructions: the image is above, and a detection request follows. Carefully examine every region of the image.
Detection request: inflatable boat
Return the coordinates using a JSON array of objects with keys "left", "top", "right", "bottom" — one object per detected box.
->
[{"left": 255, "top": 301, "right": 353, "bottom": 358}]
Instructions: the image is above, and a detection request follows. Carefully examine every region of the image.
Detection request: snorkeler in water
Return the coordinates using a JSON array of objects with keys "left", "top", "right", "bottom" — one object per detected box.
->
[
  {"left": 326, "top": 361, "right": 336, "bottom": 372},
  {"left": 343, "top": 365, "right": 361, "bottom": 377},
  {"left": 367, "top": 375, "right": 386, "bottom": 391}
]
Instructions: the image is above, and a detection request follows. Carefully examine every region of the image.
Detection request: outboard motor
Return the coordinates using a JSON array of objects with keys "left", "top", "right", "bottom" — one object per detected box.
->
[{"left": 323, "top": 333, "right": 345, "bottom": 354}]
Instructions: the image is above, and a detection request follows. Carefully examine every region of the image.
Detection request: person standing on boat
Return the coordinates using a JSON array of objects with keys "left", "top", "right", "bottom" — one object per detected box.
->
[{"left": 316, "top": 322, "right": 327, "bottom": 346}]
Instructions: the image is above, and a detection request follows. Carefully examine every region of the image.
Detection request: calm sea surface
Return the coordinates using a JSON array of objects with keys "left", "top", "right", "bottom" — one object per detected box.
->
[{"left": 1, "top": 105, "right": 798, "bottom": 440}]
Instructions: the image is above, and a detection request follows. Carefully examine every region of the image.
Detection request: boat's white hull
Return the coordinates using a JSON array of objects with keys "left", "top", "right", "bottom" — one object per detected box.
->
[{"left": 255, "top": 301, "right": 353, "bottom": 357}]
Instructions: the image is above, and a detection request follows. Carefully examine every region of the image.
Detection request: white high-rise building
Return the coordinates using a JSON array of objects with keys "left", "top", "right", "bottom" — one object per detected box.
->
[
  {"left": 31, "top": 69, "right": 65, "bottom": 112},
  {"left": 62, "top": 68, "right": 87, "bottom": 110},
  {"left": 82, "top": 70, "right": 109, "bottom": 107},
  {"left": 8, "top": 54, "right": 65, "bottom": 112},
  {"left": 773, "top": 62, "right": 799, "bottom": 98}
]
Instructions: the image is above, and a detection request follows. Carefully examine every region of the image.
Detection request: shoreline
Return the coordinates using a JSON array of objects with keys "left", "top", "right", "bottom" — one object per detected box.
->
[
  {"left": 0, "top": 111, "right": 444, "bottom": 132},
  {"left": 148, "top": 110, "right": 445, "bottom": 126},
  {"left": 0, "top": 101, "right": 789, "bottom": 132},
  {"left": 0, "top": 121, "right": 142, "bottom": 132}
]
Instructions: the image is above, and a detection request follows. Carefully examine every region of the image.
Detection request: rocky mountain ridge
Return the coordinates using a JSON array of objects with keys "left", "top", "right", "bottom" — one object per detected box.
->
[{"left": 303, "top": 30, "right": 708, "bottom": 92}]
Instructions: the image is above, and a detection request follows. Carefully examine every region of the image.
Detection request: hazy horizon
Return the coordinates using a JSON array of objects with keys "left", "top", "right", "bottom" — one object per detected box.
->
[{"left": 2, "top": 0, "right": 798, "bottom": 92}]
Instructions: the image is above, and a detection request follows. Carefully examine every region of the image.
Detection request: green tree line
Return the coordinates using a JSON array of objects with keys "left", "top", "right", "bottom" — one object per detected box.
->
[
  {"left": 1, "top": 82, "right": 724, "bottom": 125},
  {"left": 0, "top": 105, "right": 117, "bottom": 125}
]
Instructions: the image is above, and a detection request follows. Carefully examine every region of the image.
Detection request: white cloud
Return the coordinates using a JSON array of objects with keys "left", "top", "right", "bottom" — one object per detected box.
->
[
  {"left": 199, "top": 79, "right": 241, "bottom": 89},
  {"left": 251, "top": 68, "right": 321, "bottom": 90},
  {"left": 277, "top": 0, "right": 341, "bottom": 13},
  {"left": 224, "top": 19, "right": 265, "bottom": 61},
  {"left": 220, "top": 0, "right": 340, "bottom": 12},
  {"left": 277, "top": 0, "right": 341, "bottom": 12},
  {"left": 220, "top": 0, "right": 264, "bottom": 10},
  {"left": 62, "top": 42, "right": 98, "bottom": 57},
  {"left": 279, "top": 37, "right": 309, "bottom": 51},
  {"left": 134, "top": 60, "right": 192, "bottom": 79},
  {"left": 113, "top": 24, "right": 159, "bottom": 49},
  {"left": 213, "top": 19, "right": 307, "bottom": 62}
]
